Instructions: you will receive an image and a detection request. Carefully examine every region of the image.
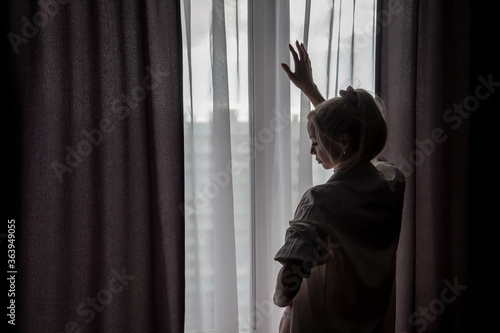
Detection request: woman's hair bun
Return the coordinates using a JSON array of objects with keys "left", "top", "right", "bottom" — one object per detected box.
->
[{"left": 339, "top": 86, "right": 359, "bottom": 105}]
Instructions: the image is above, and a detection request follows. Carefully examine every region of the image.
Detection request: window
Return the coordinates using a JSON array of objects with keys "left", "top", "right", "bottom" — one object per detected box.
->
[{"left": 181, "top": 1, "right": 376, "bottom": 332}]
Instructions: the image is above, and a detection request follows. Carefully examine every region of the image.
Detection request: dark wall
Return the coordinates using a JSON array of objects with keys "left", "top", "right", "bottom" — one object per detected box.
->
[{"left": 468, "top": 1, "right": 498, "bottom": 331}]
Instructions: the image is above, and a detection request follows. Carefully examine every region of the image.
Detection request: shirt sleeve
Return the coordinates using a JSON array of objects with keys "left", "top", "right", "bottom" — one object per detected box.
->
[{"left": 274, "top": 189, "right": 338, "bottom": 271}]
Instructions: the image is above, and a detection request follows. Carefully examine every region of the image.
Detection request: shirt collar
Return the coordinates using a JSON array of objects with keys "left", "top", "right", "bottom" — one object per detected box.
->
[{"left": 327, "top": 160, "right": 378, "bottom": 182}]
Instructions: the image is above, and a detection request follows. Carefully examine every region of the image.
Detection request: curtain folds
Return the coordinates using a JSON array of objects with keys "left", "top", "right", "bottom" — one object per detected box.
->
[
  {"left": 211, "top": 0, "right": 239, "bottom": 331},
  {"left": 182, "top": 1, "right": 376, "bottom": 332},
  {"left": 251, "top": 1, "right": 292, "bottom": 331},
  {"left": 8, "top": 1, "right": 184, "bottom": 332},
  {"left": 377, "top": 0, "right": 471, "bottom": 332},
  {"left": 182, "top": 0, "right": 249, "bottom": 331}
]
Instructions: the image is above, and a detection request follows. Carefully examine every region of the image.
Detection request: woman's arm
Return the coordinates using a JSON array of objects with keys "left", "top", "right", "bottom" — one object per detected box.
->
[
  {"left": 281, "top": 41, "right": 326, "bottom": 107},
  {"left": 273, "top": 260, "right": 308, "bottom": 307}
]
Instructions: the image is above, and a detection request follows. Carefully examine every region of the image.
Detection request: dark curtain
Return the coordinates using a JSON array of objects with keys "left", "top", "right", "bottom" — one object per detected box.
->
[
  {"left": 377, "top": 0, "right": 497, "bottom": 332},
  {"left": 5, "top": 0, "right": 184, "bottom": 332}
]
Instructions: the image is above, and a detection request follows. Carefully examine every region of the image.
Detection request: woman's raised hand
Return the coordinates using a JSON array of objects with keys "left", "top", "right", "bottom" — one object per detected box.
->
[
  {"left": 281, "top": 41, "right": 325, "bottom": 107},
  {"left": 281, "top": 41, "right": 314, "bottom": 91}
]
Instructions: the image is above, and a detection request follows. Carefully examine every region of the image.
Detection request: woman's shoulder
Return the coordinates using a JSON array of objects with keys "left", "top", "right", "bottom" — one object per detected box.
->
[
  {"left": 298, "top": 181, "right": 353, "bottom": 216},
  {"left": 371, "top": 156, "right": 406, "bottom": 194},
  {"left": 305, "top": 178, "right": 347, "bottom": 198},
  {"left": 301, "top": 158, "right": 405, "bottom": 213}
]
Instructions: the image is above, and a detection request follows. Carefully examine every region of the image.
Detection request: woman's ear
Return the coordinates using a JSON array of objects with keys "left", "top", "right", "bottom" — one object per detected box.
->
[{"left": 336, "top": 133, "right": 351, "bottom": 154}]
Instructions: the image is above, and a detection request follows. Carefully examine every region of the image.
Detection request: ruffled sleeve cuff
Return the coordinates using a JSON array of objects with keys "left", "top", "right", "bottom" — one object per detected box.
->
[
  {"left": 275, "top": 188, "right": 340, "bottom": 273},
  {"left": 274, "top": 222, "right": 332, "bottom": 274}
]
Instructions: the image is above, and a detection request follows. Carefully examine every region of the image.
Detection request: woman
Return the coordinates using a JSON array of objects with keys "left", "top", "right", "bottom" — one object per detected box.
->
[{"left": 274, "top": 42, "right": 405, "bottom": 332}]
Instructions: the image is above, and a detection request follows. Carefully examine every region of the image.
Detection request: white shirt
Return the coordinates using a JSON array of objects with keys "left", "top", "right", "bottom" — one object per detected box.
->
[{"left": 274, "top": 159, "right": 405, "bottom": 333}]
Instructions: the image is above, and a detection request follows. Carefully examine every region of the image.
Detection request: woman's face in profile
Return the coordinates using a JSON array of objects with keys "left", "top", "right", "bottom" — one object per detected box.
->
[{"left": 307, "top": 119, "right": 337, "bottom": 170}]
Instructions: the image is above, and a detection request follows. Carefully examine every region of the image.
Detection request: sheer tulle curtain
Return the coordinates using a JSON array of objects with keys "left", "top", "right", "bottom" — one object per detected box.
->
[
  {"left": 253, "top": 1, "right": 376, "bottom": 332},
  {"left": 181, "top": 0, "right": 376, "bottom": 332},
  {"left": 182, "top": 0, "right": 251, "bottom": 331}
]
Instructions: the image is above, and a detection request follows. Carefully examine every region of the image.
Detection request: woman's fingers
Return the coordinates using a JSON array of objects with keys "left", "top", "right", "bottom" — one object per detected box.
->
[
  {"left": 287, "top": 41, "right": 311, "bottom": 69},
  {"left": 282, "top": 41, "right": 316, "bottom": 91},
  {"left": 289, "top": 43, "right": 299, "bottom": 63},
  {"left": 281, "top": 63, "right": 300, "bottom": 86},
  {"left": 295, "top": 40, "right": 304, "bottom": 61},
  {"left": 281, "top": 63, "right": 293, "bottom": 78},
  {"left": 298, "top": 42, "right": 310, "bottom": 67}
]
